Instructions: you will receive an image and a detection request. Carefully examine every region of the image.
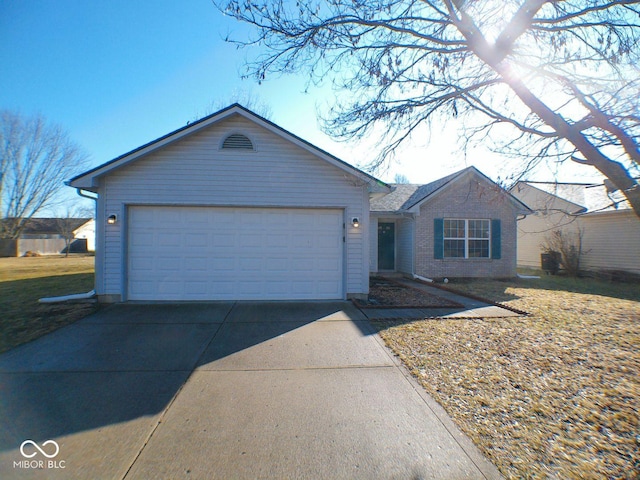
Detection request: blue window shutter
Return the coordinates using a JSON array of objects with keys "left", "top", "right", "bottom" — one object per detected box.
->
[
  {"left": 491, "top": 219, "right": 501, "bottom": 259},
  {"left": 434, "top": 218, "right": 444, "bottom": 259}
]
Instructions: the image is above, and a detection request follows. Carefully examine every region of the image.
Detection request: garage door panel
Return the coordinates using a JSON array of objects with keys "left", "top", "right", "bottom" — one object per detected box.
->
[
  {"left": 265, "top": 257, "right": 288, "bottom": 271},
  {"left": 131, "top": 232, "right": 154, "bottom": 248},
  {"left": 130, "top": 281, "right": 153, "bottom": 296},
  {"left": 318, "top": 281, "right": 340, "bottom": 295},
  {"left": 210, "top": 257, "right": 235, "bottom": 271},
  {"left": 240, "top": 257, "right": 262, "bottom": 271},
  {"left": 291, "top": 259, "right": 314, "bottom": 272},
  {"left": 213, "top": 233, "right": 235, "bottom": 247},
  {"left": 266, "top": 234, "right": 288, "bottom": 247},
  {"left": 158, "top": 280, "right": 182, "bottom": 295},
  {"left": 158, "top": 256, "right": 182, "bottom": 270},
  {"left": 128, "top": 207, "right": 343, "bottom": 300},
  {"left": 239, "top": 235, "right": 262, "bottom": 248},
  {"left": 184, "top": 281, "right": 207, "bottom": 294},
  {"left": 130, "top": 256, "right": 154, "bottom": 272},
  {"left": 266, "top": 282, "right": 289, "bottom": 295},
  {"left": 317, "top": 234, "right": 340, "bottom": 248},
  {"left": 185, "top": 233, "right": 207, "bottom": 247},
  {"left": 210, "top": 281, "right": 234, "bottom": 295},
  {"left": 157, "top": 232, "right": 181, "bottom": 247},
  {"left": 185, "top": 257, "right": 207, "bottom": 271},
  {"left": 318, "top": 258, "right": 341, "bottom": 272}
]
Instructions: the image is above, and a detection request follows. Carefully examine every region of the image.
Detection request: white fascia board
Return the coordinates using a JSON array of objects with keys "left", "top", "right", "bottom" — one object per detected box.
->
[
  {"left": 69, "top": 108, "right": 240, "bottom": 189},
  {"left": 69, "top": 104, "right": 390, "bottom": 194},
  {"left": 240, "top": 111, "right": 390, "bottom": 194},
  {"left": 408, "top": 168, "right": 532, "bottom": 214}
]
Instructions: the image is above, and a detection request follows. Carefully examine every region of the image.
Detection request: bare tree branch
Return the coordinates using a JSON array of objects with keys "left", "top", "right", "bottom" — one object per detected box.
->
[
  {"left": 0, "top": 111, "right": 88, "bottom": 238},
  {"left": 215, "top": 0, "right": 640, "bottom": 217}
]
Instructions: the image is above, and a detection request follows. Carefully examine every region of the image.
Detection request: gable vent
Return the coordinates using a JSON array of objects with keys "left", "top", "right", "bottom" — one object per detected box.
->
[{"left": 222, "top": 133, "right": 254, "bottom": 150}]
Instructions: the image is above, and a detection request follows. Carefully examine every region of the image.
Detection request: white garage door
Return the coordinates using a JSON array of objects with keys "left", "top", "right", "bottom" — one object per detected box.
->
[{"left": 127, "top": 206, "right": 344, "bottom": 301}]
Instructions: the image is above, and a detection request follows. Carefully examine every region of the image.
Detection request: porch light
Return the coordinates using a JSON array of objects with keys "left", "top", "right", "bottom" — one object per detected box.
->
[
  {"left": 107, "top": 214, "right": 117, "bottom": 225},
  {"left": 352, "top": 217, "right": 360, "bottom": 228}
]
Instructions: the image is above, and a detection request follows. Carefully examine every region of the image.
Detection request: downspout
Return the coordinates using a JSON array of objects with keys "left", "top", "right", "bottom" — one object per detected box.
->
[
  {"left": 405, "top": 210, "right": 434, "bottom": 283},
  {"left": 36, "top": 187, "right": 101, "bottom": 303},
  {"left": 413, "top": 273, "right": 434, "bottom": 283},
  {"left": 38, "top": 187, "right": 98, "bottom": 303}
]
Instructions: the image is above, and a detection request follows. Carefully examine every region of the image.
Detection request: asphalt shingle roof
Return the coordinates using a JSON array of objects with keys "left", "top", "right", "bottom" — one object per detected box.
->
[
  {"left": 370, "top": 167, "right": 472, "bottom": 212},
  {"left": 522, "top": 181, "right": 631, "bottom": 212},
  {"left": 2, "top": 218, "right": 92, "bottom": 235}
]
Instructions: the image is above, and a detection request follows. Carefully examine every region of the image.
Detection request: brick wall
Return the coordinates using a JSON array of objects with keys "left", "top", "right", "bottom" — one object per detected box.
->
[{"left": 414, "top": 178, "right": 518, "bottom": 278}]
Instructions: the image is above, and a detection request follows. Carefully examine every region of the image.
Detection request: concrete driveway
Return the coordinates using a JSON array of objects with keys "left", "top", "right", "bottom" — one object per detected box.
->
[{"left": 0, "top": 302, "right": 501, "bottom": 479}]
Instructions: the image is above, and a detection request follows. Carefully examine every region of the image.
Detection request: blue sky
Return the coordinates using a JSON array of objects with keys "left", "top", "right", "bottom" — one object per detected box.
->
[{"left": 1, "top": 0, "right": 603, "bottom": 213}]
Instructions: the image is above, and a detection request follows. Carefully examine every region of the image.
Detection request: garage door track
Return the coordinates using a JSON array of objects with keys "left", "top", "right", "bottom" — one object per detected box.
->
[{"left": 0, "top": 302, "right": 501, "bottom": 479}]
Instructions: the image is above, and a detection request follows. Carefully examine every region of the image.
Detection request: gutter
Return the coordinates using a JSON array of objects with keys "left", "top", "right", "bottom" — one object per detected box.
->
[{"left": 75, "top": 188, "right": 98, "bottom": 201}]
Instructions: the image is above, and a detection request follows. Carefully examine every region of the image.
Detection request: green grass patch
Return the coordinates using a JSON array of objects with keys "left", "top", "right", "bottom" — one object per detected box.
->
[{"left": 0, "top": 256, "right": 98, "bottom": 353}]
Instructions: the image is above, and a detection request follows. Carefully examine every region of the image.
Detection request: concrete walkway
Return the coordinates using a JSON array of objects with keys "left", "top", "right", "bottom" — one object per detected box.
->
[
  {"left": 0, "top": 302, "right": 502, "bottom": 479},
  {"left": 360, "top": 278, "right": 522, "bottom": 320}
]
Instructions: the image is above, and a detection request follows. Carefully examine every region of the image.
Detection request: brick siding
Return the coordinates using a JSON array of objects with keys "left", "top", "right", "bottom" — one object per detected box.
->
[{"left": 414, "top": 179, "right": 517, "bottom": 278}]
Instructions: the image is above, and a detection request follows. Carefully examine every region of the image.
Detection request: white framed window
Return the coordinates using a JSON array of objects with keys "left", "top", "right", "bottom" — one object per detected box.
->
[{"left": 443, "top": 219, "right": 490, "bottom": 258}]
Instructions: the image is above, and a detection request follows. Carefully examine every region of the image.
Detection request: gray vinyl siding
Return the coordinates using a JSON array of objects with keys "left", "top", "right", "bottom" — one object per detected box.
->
[
  {"left": 97, "top": 115, "right": 369, "bottom": 299},
  {"left": 396, "top": 218, "right": 414, "bottom": 274}
]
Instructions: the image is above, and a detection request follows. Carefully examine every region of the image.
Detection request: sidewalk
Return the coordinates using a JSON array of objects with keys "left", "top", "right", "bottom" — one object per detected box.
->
[{"left": 358, "top": 277, "right": 523, "bottom": 320}]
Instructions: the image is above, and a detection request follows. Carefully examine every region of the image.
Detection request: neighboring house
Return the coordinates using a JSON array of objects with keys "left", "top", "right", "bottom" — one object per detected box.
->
[
  {"left": 510, "top": 181, "right": 640, "bottom": 275},
  {"left": 68, "top": 104, "right": 390, "bottom": 302},
  {"left": 72, "top": 219, "right": 96, "bottom": 252},
  {"left": 0, "top": 218, "right": 95, "bottom": 257},
  {"left": 370, "top": 167, "right": 531, "bottom": 279}
]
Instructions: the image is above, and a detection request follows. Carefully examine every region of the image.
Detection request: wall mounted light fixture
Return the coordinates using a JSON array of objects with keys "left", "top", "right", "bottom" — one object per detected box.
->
[
  {"left": 107, "top": 214, "right": 117, "bottom": 225},
  {"left": 352, "top": 217, "right": 360, "bottom": 228}
]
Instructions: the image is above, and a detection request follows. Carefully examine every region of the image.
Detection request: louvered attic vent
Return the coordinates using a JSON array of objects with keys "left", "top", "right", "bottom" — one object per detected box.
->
[{"left": 222, "top": 133, "right": 254, "bottom": 150}]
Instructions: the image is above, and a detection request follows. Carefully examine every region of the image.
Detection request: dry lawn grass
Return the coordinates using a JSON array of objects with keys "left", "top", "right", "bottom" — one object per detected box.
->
[
  {"left": 373, "top": 274, "right": 639, "bottom": 479},
  {"left": 0, "top": 255, "right": 98, "bottom": 353}
]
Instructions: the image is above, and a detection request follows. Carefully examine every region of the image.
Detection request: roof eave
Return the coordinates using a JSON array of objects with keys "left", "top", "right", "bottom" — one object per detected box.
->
[
  {"left": 408, "top": 166, "right": 534, "bottom": 214},
  {"left": 68, "top": 104, "right": 390, "bottom": 193}
]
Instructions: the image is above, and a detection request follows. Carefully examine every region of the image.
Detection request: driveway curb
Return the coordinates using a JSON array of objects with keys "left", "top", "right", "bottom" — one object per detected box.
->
[{"left": 368, "top": 329, "right": 504, "bottom": 480}]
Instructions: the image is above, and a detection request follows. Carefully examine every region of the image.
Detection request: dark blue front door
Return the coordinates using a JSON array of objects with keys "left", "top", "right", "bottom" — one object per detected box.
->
[{"left": 378, "top": 222, "right": 395, "bottom": 270}]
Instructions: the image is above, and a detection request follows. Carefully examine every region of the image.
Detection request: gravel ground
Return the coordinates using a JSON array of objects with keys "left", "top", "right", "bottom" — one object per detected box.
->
[{"left": 372, "top": 276, "right": 639, "bottom": 479}]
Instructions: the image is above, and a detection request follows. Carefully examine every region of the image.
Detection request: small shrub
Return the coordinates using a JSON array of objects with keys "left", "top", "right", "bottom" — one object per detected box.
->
[{"left": 542, "top": 229, "right": 585, "bottom": 277}]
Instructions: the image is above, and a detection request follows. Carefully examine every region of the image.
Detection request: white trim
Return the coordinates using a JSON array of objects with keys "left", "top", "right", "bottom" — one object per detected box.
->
[
  {"left": 443, "top": 218, "right": 491, "bottom": 259},
  {"left": 408, "top": 168, "right": 531, "bottom": 214},
  {"left": 69, "top": 105, "right": 389, "bottom": 194},
  {"left": 124, "top": 204, "right": 346, "bottom": 301}
]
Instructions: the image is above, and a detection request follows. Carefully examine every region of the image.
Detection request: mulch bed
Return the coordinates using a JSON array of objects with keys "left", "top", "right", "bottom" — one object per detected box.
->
[{"left": 353, "top": 277, "right": 463, "bottom": 308}]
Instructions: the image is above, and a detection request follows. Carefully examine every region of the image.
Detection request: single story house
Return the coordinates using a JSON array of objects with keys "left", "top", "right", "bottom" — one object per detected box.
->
[
  {"left": 370, "top": 167, "right": 531, "bottom": 279},
  {"left": 69, "top": 104, "right": 390, "bottom": 302},
  {"left": 68, "top": 104, "right": 528, "bottom": 303},
  {"left": 0, "top": 217, "right": 95, "bottom": 257},
  {"left": 510, "top": 181, "right": 640, "bottom": 275}
]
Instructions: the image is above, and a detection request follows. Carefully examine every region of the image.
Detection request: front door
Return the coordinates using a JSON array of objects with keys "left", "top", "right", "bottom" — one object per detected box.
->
[{"left": 378, "top": 222, "right": 395, "bottom": 271}]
